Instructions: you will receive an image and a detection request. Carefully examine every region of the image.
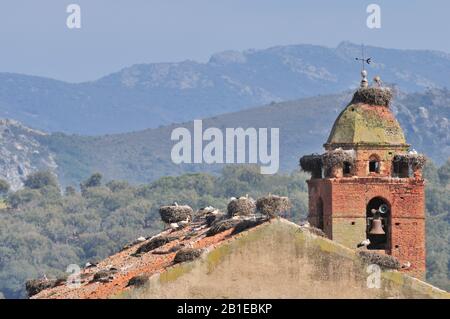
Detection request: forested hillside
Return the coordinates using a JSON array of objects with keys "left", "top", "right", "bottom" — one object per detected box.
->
[{"left": 0, "top": 161, "right": 448, "bottom": 299}]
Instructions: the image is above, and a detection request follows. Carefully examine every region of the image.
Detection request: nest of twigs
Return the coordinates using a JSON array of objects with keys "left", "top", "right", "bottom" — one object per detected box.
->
[
  {"left": 159, "top": 205, "right": 193, "bottom": 223},
  {"left": 92, "top": 268, "right": 118, "bottom": 283},
  {"left": 322, "top": 149, "right": 354, "bottom": 168},
  {"left": 134, "top": 235, "right": 176, "bottom": 255},
  {"left": 26, "top": 278, "right": 63, "bottom": 297},
  {"left": 256, "top": 195, "right": 291, "bottom": 218},
  {"left": 299, "top": 154, "right": 322, "bottom": 174},
  {"left": 393, "top": 154, "right": 426, "bottom": 169},
  {"left": 205, "top": 212, "right": 225, "bottom": 227},
  {"left": 173, "top": 248, "right": 203, "bottom": 264},
  {"left": 231, "top": 219, "right": 265, "bottom": 235},
  {"left": 206, "top": 218, "right": 241, "bottom": 237},
  {"left": 227, "top": 197, "right": 256, "bottom": 217},
  {"left": 358, "top": 251, "right": 401, "bottom": 270},
  {"left": 350, "top": 87, "right": 393, "bottom": 107},
  {"left": 126, "top": 275, "right": 149, "bottom": 288},
  {"left": 321, "top": 149, "right": 354, "bottom": 176}
]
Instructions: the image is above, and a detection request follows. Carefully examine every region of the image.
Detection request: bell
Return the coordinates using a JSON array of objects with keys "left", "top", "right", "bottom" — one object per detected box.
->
[
  {"left": 369, "top": 219, "right": 385, "bottom": 235},
  {"left": 379, "top": 204, "right": 389, "bottom": 214}
]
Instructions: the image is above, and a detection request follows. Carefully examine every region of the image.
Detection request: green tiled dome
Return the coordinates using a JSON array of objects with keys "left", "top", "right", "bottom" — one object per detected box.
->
[{"left": 326, "top": 88, "right": 407, "bottom": 147}]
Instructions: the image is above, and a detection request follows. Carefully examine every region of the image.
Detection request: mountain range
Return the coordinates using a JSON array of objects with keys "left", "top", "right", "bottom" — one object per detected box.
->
[
  {"left": 1, "top": 42, "right": 450, "bottom": 135},
  {"left": 1, "top": 88, "right": 448, "bottom": 189}
]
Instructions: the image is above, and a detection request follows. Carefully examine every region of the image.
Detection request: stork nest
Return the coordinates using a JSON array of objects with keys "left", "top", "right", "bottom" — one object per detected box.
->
[
  {"left": 206, "top": 218, "right": 241, "bottom": 237},
  {"left": 134, "top": 235, "right": 176, "bottom": 255},
  {"left": 231, "top": 219, "right": 265, "bottom": 235},
  {"left": 256, "top": 195, "right": 291, "bottom": 218},
  {"left": 358, "top": 251, "right": 401, "bottom": 270},
  {"left": 393, "top": 154, "right": 427, "bottom": 169},
  {"left": 126, "top": 275, "right": 149, "bottom": 288},
  {"left": 204, "top": 211, "right": 227, "bottom": 227},
  {"left": 26, "top": 278, "right": 64, "bottom": 297},
  {"left": 227, "top": 197, "right": 256, "bottom": 217},
  {"left": 92, "top": 268, "right": 118, "bottom": 283},
  {"left": 299, "top": 154, "right": 322, "bottom": 173},
  {"left": 350, "top": 87, "right": 393, "bottom": 107},
  {"left": 322, "top": 149, "right": 354, "bottom": 168},
  {"left": 174, "top": 248, "right": 203, "bottom": 263},
  {"left": 159, "top": 205, "right": 193, "bottom": 223}
]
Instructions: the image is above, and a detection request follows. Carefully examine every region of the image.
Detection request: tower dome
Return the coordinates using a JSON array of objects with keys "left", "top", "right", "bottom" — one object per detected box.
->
[{"left": 325, "top": 87, "right": 408, "bottom": 149}]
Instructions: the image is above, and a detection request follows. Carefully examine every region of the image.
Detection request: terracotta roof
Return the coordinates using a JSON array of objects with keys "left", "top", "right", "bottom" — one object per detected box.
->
[
  {"left": 30, "top": 217, "right": 449, "bottom": 299},
  {"left": 31, "top": 217, "right": 267, "bottom": 299}
]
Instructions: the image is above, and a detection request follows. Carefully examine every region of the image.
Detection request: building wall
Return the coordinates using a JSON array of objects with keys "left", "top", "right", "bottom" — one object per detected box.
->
[
  {"left": 307, "top": 177, "right": 426, "bottom": 278},
  {"left": 124, "top": 220, "right": 447, "bottom": 299}
]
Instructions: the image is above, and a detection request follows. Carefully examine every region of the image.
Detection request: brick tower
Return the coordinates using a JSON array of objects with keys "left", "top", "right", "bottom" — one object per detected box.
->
[{"left": 300, "top": 71, "right": 426, "bottom": 278}]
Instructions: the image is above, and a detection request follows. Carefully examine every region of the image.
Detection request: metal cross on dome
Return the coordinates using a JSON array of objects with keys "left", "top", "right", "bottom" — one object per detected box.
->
[{"left": 355, "top": 44, "right": 372, "bottom": 72}]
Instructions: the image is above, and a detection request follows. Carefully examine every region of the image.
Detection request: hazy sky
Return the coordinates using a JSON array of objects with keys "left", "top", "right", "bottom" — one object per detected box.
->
[{"left": 0, "top": 0, "right": 448, "bottom": 82}]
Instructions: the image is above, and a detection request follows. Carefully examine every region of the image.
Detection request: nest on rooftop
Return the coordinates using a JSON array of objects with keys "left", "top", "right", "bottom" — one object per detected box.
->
[
  {"left": 159, "top": 205, "right": 193, "bottom": 223},
  {"left": 173, "top": 248, "right": 203, "bottom": 264},
  {"left": 92, "top": 268, "right": 118, "bottom": 283},
  {"left": 126, "top": 275, "right": 149, "bottom": 288},
  {"left": 350, "top": 87, "right": 393, "bottom": 107},
  {"left": 393, "top": 154, "right": 427, "bottom": 169},
  {"left": 321, "top": 149, "right": 354, "bottom": 177},
  {"left": 227, "top": 197, "right": 256, "bottom": 217},
  {"left": 358, "top": 251, "right": 401, "bottom": 270},
  {"left": 205, "top": 212, "right": 224, "bottom": 227},
  {"left": 206, "top": 218, "right": 241, "bottom": 237},
  {"left": 300, "top": 154, "right": 322, "bottom": 172},
  {"left": 256, "top": 195, "right": 291, "bottom": 218},
  {"left": 26, "top": 278, "right": 63, "bottom": 297},
  {"left": 231, "top": 219, "right": 265, "bottom": 235},
  {"left": 134, "top": 235, "right": 176, "bottom": 255},
  {"left": 322, "top": 149, "right": 354, "bottom": 168}
]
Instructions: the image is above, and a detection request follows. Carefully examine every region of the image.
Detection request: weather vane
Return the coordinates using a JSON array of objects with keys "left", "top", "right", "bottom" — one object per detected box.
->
[
  {"left": 355, "top": 44, "right": 372, "bottom": 87},
  {"left": 355, "top": 44, "right": 372, "bottom": 72}
]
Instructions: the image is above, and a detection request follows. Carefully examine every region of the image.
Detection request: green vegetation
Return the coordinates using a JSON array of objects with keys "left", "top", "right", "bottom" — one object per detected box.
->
[
  {"left": 23, "top": 171, "right": 58, "bottom": 189},
  {"left": 0, "top": 162, "right": 448, "bottom": 299},
  {"left": 0, "top": 179, "right": 10, "bottom": 196}
]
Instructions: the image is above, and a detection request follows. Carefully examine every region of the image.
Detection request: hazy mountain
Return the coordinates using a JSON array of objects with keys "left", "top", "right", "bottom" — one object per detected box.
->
[
  {"left": 1, "top": 88, "right": 446, "bottom": 188},
  {"left": 1, "top": 42, "right": 450, "bottom": 135}
]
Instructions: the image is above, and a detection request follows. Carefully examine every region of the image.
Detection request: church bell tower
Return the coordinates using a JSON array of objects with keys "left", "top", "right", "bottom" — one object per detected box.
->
[{"left": 300, "top": 67, "right": 426, "bottom": 278}]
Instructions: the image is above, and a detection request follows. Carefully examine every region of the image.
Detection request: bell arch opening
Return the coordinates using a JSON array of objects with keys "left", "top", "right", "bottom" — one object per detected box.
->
[
  {"left": 366, "top": 197, "right": 390, "bottom": 250},
  {"left": 317, "top": 197, "right": 324, "bottom": 230},
  {"left": 369, "top": 154, "right": 381, "bottom": 173},
  {"left": 343, "top": 161, "right": 352, "bottom": 175}
]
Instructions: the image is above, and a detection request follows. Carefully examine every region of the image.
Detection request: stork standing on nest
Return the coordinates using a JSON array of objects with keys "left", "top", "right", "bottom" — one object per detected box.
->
[
  {"left": 373, "top": 76, "right": 383, "bottom": 87},
  {"left": 357, "top": 238, "right": 371, "bottom": 248}
]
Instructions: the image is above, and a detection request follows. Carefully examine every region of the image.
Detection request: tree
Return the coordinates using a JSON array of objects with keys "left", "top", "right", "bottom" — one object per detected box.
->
[
  {"left": 0, "top": 179, "right": 10, "bottom": 196},
  {"left": 437, "top": 158, "right": 450, "bottom": 186},
  {"left": 82, "top": 173, "right": 102, "bottom": 188},
  {"left": 65, "top": 186, "right": 77, "bottom": 196},
  {"left": 23, "top": 171, "right": 58, "bottom": 189}
]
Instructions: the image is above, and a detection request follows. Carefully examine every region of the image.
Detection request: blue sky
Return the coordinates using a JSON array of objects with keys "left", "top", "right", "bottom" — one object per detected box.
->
[{"left": 0, "top": 0, "right": 448, "bottom": 82}]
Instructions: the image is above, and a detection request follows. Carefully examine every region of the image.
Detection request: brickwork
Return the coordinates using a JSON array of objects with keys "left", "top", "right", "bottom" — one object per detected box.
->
[
  {"left": 304, "top": 90, "right": 426, "bottom": 279},
  {"left": 307, "top": 164, "right": 426, "bottom": 278}
]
